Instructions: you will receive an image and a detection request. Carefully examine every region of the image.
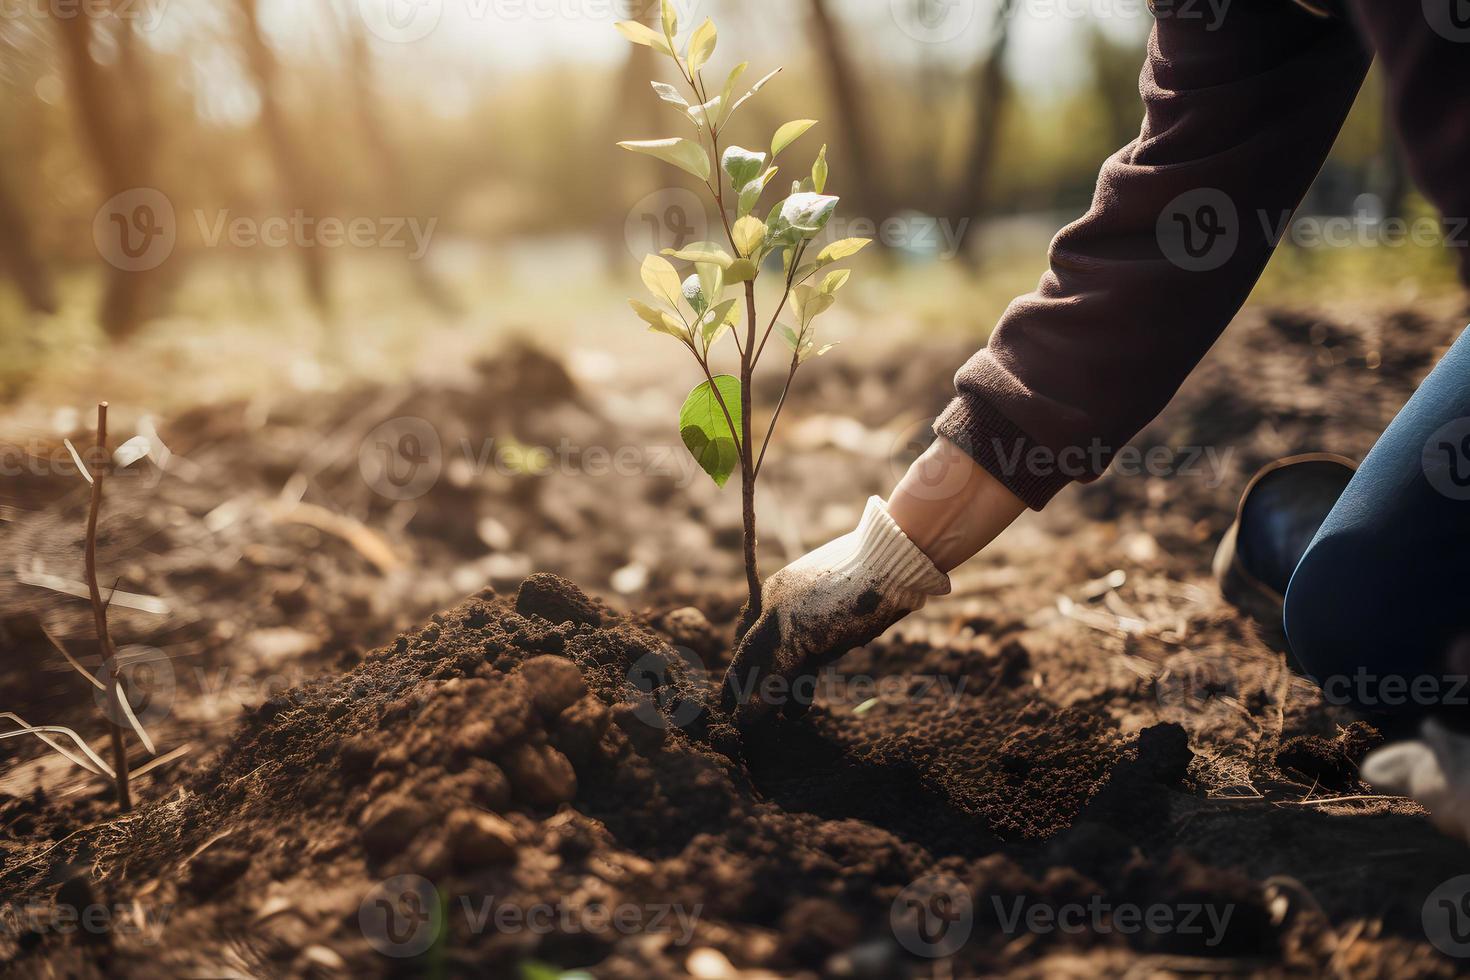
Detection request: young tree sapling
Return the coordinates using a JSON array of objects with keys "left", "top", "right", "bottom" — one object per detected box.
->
[{"left": 616, "top": 2, "right": 872, "bottom": 620}]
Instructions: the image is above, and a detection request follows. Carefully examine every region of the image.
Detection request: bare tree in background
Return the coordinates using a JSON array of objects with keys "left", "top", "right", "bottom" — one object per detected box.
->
[
  {"left": 807, "top": 0, "right": 888, "bottom": 223},
  {"left": 333, "top": 1, "right": 460, "bottom": 314},
  {"left": 236, "top": 0, "right": 333, "bottom": 314},
  {"left": 0, "top": 164, "right": 57, "bottom": 315},
  {"left": 52, "top": 8, "right": 155, "bottom": 336},
  {"left": 949, "top": 0, "right": 1015, "bottom": 260}
]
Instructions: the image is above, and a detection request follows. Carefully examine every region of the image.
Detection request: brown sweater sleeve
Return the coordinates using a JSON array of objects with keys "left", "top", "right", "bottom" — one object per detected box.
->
[{"left": 936, "top": 2, "right": 1371, "bottom": 510}]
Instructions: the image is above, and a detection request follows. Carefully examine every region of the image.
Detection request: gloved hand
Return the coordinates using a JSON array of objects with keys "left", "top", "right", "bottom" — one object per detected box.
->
[
  {"left": 720, "top": 496, "right": 950, "bottom": 723},
  {"left": 1362, "top": 719, "right": 1470, "bottom": 842}
]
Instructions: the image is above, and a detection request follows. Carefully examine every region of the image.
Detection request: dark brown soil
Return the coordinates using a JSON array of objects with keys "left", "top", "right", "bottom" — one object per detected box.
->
[{"left": 3, "top": 300, "right": 1470, "bottom": 977}]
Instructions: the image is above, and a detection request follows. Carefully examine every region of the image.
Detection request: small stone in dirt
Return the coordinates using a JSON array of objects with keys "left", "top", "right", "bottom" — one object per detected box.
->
[
  {"left": 555, "top": 695, "right": 612, "bottom": 764},
  {"left": 520, "top": 655, "right": 587, "bottom": 717},
  {"left": 446, "top": 808, "right": 519, "bottom": 866},
  {"left": 515, "top": 573, "right": 603, "bottom": 627},
  {"left": 651, "top": 606, "right": 720, "bottom": 660},
  {"left": 359, "top": 794, "right": 435, "bottom": 858},
  {"left": 502, "top": 743, "right": 578, "bottom": 806}
]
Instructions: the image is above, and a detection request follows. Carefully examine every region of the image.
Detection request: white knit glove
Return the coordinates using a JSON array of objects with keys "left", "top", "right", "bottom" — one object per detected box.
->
[
  {"left": 1362, "top": 719, "right": 1470, "bottom": 842},
  {"left": 721, "top": 497, "right": 950, "bottom": 724}
]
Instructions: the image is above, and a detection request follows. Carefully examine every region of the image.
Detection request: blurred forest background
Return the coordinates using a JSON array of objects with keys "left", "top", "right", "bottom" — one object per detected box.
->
[{"left": 0, "top": 0, "right": 1458, "bottom": 409}]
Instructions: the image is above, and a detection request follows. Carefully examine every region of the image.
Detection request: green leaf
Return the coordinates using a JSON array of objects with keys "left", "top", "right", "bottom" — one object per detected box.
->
[
  {"left": 662, "top": 241, "right": 735, "bottom": 267},
  {"left": 732, "top": 215, "right": 767, "bottom": 257},
  {"left": 820, "top": 269, "right": 850, "bottom": 295},
  {"left": 615, "top": 21, "right": 673, "bottom": 56},
  {"left": 812, "top": 144, "right": 829, "bottom": 194},
  {"left": 617, "top": 138, "right": 710, "bottom": 181},
  {"left": 818, "top": 237, "right": 872, "bottom": 263},
  {"left": 772, "top": 119, "right": 817, "bottom": 158},
  {"left": 629, "top": 299, "right": 688, "bottom": 341},
  {"left": 721, "top": 146, "right": 766, "bottom": 192},
  {"left": 780, "top": 192, "right": 840, "bottom": 235},
  {"left": 774, "top": 322, "right": 800, "bottom": 353},
  {"left": 737, "top": 166, "right": 778, "bottom": 218},
  {"left": 698, "top": 298, "right": 739, "bottom": 350},
  {"left": 792, "top": 261, "right": 819, "bottom": 283},
  {"left": 661, "top": 0, "right": 677, "bottom": 39},
  {"left": 641, "top": 254, "right": 683, "bottom": 307},
  {"left": 680, "top": 376, "right": 742, "bottom": 488},
  {"left": 710, "top": 61, "right": 748, "bottom": 127},
  {"left": 650, "top": 81, "right": 689, "bottom": 113},
  {"left": 687, "top": 18, "right": 717, "bottom": 73}
]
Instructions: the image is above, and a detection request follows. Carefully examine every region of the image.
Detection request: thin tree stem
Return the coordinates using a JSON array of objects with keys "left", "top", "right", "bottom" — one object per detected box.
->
[
  {"left": 740, "top": 281, "right": 761, "bottom": 615},
  {"left": 84, "top": 402, "right": 130, "bottom": 813}
]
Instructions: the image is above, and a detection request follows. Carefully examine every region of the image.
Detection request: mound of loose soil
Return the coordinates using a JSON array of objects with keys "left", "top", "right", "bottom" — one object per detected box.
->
[{"left": 1, "top": 574, "right": 1296, "bottom": 977}]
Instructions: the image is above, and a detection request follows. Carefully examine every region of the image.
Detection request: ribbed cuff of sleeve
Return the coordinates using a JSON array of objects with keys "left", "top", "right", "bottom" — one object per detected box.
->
[
  {"left": 934, "top": 395, "right": 1071, "bottom": 511},
  {"left": 844, "top": 496, "right": 951, "bottom": 609}
]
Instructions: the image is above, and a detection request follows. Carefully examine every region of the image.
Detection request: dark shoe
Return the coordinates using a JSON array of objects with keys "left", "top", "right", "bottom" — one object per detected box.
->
[{"left": 1213, "top": 453, "right": 1356, "bottom": 631}]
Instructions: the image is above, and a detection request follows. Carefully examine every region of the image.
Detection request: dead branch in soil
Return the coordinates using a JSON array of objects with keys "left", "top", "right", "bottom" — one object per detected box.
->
[{"left": 83, "top": 403, "right": 132, "bottom": 811}]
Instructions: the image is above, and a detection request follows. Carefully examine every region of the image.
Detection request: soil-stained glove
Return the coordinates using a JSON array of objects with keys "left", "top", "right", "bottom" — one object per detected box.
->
[
  {"left": 1362, "top": 719, "right": 1470, "bottom": 842},
  {"left": 721, "top": 496, "right": 950, "bottom": 724}
]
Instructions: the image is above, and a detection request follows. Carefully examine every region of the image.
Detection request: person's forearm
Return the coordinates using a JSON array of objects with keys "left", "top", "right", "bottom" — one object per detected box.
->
[{"left": 887, "top": 436, "right": 1025, "bottom": 573}]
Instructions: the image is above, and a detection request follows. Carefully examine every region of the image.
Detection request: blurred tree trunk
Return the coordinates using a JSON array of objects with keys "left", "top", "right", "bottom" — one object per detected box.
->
[
  {"left": 52, "top": 8, "right": 152, "bottom": 336},
  {"left": 949, "top": 0, "right": 1014, "bottom": 260},
  {"left": 335, "top": 4, "right": 459, "bottom": 314},
  {"left": 807, "top": 0, "right": 888, "bottom": 223},
  {"left": 0, "top": 167, "right": 57, "bottom": 314},
  {"left": 236, "top": 0, "right": 332, "bottom": 314}
]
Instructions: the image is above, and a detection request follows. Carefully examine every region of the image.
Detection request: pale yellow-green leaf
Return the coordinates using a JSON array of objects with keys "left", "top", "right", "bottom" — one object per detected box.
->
[
  {"left": 695, "top": 261, "right": 724, "bottom": 305},
  {"left": 629, "top": 299, "right": 689, "bottom": 341},
  {"left": 615, "top": 21, "right": 673, "bottom": 56},
  {"left": 731, "top": 67, "right": 781, "bottom": 115},
  {"left": 699, "top": 298, "right": 738, "bottom": 351},
  {"left": 820, "top": 269, "right": 850, "bottom": 295},
  {"left": 724, "top": 258, "right": 758, "bottom": 283},
  {"left": 687, "top": 18, "right": 717, "bottom": 74},
  {"left": 662, "top": 241, "right": 735, "bottom": 267},
  {"left": 641, "top": 254, "right": 683, "bottom": 307},
  {"left": 812, "top": 144, "right": 829, "bottom": 194},
  {"left": 771, "top": 119, "right": 817, "bottom": 158},
  {"left": 774, "top": 322, "right": 800, "bottom": 354},
  {"left": 617, "top": 138, "right": 710, "bottom": 181},
  {"left": 712, "top": 61, "right": 748, "bottom": 128},
  {"left": 818, "top": 237, "right": 872, "bottom": 264},
  {"left": 732, "top": 216, "right": 767, "bottom": 258},
  {"left": 650, "top": 81, "right": 689, "bottom": 113},
  {"left": 661, "top": 0, "right": 677, "bottom": 39}
]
